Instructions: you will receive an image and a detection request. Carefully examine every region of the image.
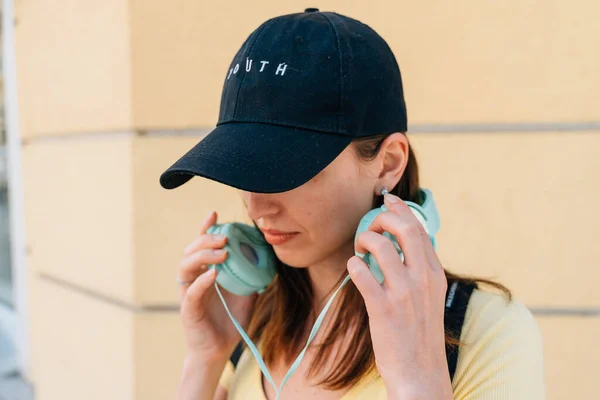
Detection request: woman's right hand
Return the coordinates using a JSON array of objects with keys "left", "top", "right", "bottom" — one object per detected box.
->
[{"left": 178, "top": 210, "right": 259, "bottom": 362}]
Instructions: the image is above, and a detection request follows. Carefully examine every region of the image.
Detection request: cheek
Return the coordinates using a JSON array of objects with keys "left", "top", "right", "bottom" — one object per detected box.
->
[
  {"left": 290, "top": 191, "right": 367, "bottom": 263},
  {"left": 308, "top": 174, "right": 370, "bottom": 236},
  {"left": 275, "top": 161, "right": 373, "bottom": 266},
  {"left": 314, "top": 185, "right": 375, "bottom": 251}
]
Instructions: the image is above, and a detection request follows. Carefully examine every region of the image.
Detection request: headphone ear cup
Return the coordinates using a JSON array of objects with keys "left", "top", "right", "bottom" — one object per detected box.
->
[{"left": 206, "top": 223, "right": 277, "bottom": 296}]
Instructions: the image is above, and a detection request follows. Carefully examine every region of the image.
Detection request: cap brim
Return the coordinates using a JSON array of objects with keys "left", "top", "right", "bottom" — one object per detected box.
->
[{"left": 159, "top": 122, "right": 354, "bottom": 193}]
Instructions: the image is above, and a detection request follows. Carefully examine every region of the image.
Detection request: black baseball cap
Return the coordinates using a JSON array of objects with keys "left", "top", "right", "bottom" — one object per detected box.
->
[{"left": 159, "top": 8, "right": 407, "bottom": 193}]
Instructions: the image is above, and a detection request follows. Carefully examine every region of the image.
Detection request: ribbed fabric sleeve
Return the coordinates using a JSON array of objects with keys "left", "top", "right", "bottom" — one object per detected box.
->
[{"left": 452, "top": 289, "right": 546, "bottom": 399}]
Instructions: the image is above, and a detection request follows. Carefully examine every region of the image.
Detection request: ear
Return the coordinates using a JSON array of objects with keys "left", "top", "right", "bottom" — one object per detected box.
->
[{"left": 376, "top": 132, "right": 409, "bottom": 187}]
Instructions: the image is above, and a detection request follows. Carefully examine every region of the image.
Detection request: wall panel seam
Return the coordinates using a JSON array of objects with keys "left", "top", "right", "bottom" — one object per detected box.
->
[
  {"left": 19, "top": 121, "right": 600, "bottom": 143},
  {"left": 38, "top": 272, "right": 600, "bottom": 316}
]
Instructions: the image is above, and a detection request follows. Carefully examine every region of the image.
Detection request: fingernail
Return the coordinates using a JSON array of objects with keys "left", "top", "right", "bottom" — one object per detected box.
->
[
  {"left": 384, "top": 193, "right": 400, "bottom": 203},
  {"left": 212, "top": 234, "right": 227, "bottom": 242},
  {"left": 212, "top": 249, "right": 226, "bottom": 256},
  {"left": 347, "top": 257, "right": 362, "bottom": 274}
]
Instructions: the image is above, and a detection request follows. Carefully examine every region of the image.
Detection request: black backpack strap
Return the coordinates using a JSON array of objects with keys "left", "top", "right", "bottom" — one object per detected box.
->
[
  {"left": 444, "top": 281, "right": 477, "bottom": 382},
  {"left": 229, "top": 280, "right": 478, "bottom": 382},
  {"left": 229, "top": 341, "right": 244, "bottom": 368}
]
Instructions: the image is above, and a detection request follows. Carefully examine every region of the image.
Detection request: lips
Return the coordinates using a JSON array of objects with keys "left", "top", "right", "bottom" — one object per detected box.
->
[
  {"left": 260, "top": 229, "right": 299, "bottom": 245},
  {"left": 261, "top": 229, "right": 296, "bottom": 235}
]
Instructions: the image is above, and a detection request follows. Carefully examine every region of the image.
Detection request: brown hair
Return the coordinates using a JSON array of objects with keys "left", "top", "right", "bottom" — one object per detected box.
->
[{"left": 245, "top": 132, "right": 511, "bottom": 390}]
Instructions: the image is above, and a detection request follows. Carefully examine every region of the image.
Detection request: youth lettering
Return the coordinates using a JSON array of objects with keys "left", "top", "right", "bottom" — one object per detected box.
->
[{"left": 227, "top": 58, "right": 289, "bottom": 80}]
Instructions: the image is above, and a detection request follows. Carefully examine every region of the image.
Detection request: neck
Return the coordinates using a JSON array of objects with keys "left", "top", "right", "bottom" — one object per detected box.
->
[{"left": 305, "top": 238, "right": 354, "bottom": 326}]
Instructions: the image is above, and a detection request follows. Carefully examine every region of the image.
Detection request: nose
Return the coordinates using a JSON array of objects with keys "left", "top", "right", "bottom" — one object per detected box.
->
[{"left": 240, "top": 191, "right": 279, "bottom": 222}]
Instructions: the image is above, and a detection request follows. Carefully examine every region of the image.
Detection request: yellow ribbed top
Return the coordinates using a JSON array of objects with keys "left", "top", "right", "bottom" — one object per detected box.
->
[{"left": 218, "top": 288, "right": 546, "bottom": 399}]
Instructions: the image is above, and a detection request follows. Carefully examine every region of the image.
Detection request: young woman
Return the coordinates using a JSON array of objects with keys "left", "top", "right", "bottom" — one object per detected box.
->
[{"left": 161, "top": 9, "right": 546, "bottom": 400}]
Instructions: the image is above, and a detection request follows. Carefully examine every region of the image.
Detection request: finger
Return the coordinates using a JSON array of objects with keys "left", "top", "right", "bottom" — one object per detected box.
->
[
  {"left": 347, "top": 256, "right": 383, "bottom": 312},
  {"left": 369, "top": 205, "right": 429, "bottom": 269},
  {"left": 180, "top": 268, "right": 218, "bottom": 311},
  {"left": 421, "top": 237, "right": 444, "bottom": 276},
  {"left": 178, "top": 249, "right": 228, "bottom": 283},
  {"left": 354, "top": 230, "right": 406, "bottom": 290},
  {"left": 198, "top": 210, "right": 218, "bottom": 235},
  {"left": 183, "top": 233, "right": 228, "bottom": 257}
]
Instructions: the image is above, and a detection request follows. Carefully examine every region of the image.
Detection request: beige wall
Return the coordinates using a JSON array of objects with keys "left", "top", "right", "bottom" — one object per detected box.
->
[
  {"left": 14, "top": 1, "right": 599, "bottom": 399},
  {"left": 411, "top": 131, "right": 600, "bottom": 308}
]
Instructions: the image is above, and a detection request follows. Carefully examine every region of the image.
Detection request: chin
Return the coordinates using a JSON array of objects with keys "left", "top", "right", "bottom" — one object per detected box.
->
[
  {"left": 272, "top": 251, "right": 310, "bottom": 268},
  {"left": 272, "top": 246, "right": 317, "bottom": 268}
]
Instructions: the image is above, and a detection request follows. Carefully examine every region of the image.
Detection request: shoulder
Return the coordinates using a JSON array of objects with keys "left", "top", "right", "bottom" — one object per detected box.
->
[
  {"left": 218, "top": 359, "right": 236, "bottom": 391},
  {"left": 218, "top": 343, "right": 262, "bottom": 397},
  {"left": 462, "top": 287, "right": 541, "bottom": 343},
  {"left": 452, "top": 288, "right": 547, "bottom": 399}
]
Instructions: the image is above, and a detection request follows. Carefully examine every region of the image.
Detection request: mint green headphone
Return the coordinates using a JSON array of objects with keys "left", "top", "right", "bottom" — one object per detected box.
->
[
  {"left": 206, "top": 188, "right": 440, "bottom": 400},
  {"left": 206, "top": 188, "right": 439, "bottom": 295},
  {"left": 205, "top": 222, "right": 278, "bottom": 296}
]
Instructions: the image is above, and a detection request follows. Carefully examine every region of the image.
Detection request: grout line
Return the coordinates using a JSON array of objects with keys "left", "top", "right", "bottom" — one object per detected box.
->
[
  {"left": 408, "top": 121, "right": 600, "bottom": 133},
  {"left": 37, "top": 272, "right": 180, "bottom": 313},
  {"left": 37, "top": 272, "right": 600, "bottom": 317},
  {"left": 20, "top": 130, "right": 136, "bottom": 145},
  {"left": 143, "top": 128, "right": 212, "bottom": 137},
  {"left": 529, "top": 308, "right": 600, "bottom": 317},
  {"left": 17, "top": 121, "right": 600, "bottom": 144},
  {"left": 19, "top": 128, "right": 212, "bottom": 144}
]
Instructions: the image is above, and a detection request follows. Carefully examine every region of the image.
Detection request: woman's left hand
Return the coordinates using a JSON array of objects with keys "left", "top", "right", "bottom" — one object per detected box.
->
[{"left": 347, "top": 192, "right": 452, "bottom": 400}]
